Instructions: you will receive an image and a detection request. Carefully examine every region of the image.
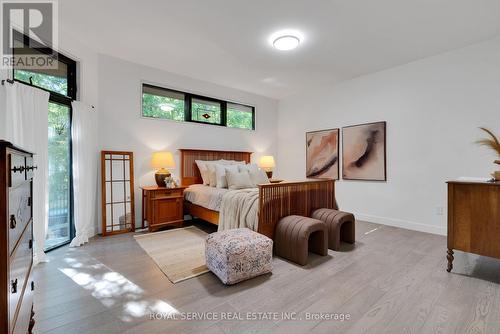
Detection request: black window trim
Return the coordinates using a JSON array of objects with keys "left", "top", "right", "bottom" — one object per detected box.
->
[
  {"left": 141, "top": 82, "right": 256, "bottom": 130},
  {"left": 10, "top": 30, "right": 77, "bottom": 252}
]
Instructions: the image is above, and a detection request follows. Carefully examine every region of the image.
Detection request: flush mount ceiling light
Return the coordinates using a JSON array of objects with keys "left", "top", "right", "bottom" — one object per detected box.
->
[
  {"left": 269, "top": 29, "right": 304, "bottom": 51},
  {"left": 273, "top": 35, "right": 300, "bottom": 51}
]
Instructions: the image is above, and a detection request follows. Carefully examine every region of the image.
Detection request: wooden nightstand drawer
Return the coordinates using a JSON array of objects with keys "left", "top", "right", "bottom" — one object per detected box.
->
[{"left": 151, "top": 189, "right": 183, "bottom": 198}]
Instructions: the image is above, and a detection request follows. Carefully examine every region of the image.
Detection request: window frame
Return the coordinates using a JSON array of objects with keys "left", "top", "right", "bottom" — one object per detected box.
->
[
  {"left": 11, "top": 30, "right": 77, "bottom": 252},
  {"left": 141, "top": 83, "right": 256, "bottom": 130},
  {"left": 12, "top": 30, "right": 77, "bottom": 101}
]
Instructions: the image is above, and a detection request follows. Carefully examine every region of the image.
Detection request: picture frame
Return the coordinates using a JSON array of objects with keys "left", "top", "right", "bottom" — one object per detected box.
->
[
  {"left": 342, "top": 121, "right": 386, "bottom": 181},
  {"left": 306, "top": 128, "right": 340, "bottom": 180}
]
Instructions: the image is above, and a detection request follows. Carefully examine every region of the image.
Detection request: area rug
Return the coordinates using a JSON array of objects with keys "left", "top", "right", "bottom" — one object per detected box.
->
[{"left": 134, "top": 226, "right": 209, "bottom": 283}]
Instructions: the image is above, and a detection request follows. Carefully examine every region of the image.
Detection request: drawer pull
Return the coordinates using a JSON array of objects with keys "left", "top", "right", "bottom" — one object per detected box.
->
[
  {"left": 12, "top": 166, "right": 25, "bottom": 173},
  {"left": 10, "top": 215, "right": 17, "bottom": 229},
  {"left": 29, "top": 239, "right": 33, "bottom": 249},
  {"left": 11, "top": 279, "right": 18, "bottom": 294},
  {"left": 31, "top": 281, "right": 35, "bottom": 291}
]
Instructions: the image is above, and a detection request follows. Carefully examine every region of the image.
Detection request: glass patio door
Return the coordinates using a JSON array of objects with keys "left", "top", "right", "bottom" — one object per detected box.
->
[
  {"left": 45, "top": 102, "right": 72, "bottom": 250},
  {"left": 12, "top": 30, "right": 77, "bottom": 251}
]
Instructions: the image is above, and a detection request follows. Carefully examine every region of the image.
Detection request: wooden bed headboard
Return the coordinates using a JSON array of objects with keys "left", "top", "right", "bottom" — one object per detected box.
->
[{"left": 179, "top": 149, "right": 252, "bottom": 186}]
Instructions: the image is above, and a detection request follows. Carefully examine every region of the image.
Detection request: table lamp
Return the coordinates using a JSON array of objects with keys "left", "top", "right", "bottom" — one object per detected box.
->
[
  {"left": 259, "top": 155, "right": 276, "bottom": 179},
  {"left": 151, "top": 151, "right": 175, "bottom": 187}
]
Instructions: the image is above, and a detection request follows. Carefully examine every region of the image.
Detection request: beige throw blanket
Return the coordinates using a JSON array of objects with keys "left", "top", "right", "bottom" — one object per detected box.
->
[{"left": 218, "top": 188, "right": 259, "bottom": 232}]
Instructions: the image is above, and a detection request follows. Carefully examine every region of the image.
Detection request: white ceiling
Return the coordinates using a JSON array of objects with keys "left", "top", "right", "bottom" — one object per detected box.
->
[{"left": 59, "top": 0, "right": 500, "bottom": 99}]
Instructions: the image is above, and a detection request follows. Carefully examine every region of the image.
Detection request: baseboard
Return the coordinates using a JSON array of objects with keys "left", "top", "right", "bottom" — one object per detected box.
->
[{"left": 353, "top": 213, "right": 447, "bottom": 236}]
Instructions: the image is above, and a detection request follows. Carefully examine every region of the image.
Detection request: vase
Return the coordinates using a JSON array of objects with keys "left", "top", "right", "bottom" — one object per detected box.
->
[{"left": 493, "top": 171, "right": 500, "bottom": 181}]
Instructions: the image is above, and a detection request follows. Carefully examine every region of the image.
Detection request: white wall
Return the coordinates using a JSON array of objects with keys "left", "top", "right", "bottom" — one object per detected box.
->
[
  {"left": 0, "top": 69, "right": 8, "bottom": 133},
  {"left": 98, "top": 54, "right": 279, "bottom": 227},
  {"left": 276, "top": 37, "right": 500, "bottom": 235}
]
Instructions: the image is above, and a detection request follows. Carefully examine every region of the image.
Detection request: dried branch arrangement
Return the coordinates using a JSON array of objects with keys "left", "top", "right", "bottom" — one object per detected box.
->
[{"left": 476, "top": 127, "right": 500, "bottom": 165}]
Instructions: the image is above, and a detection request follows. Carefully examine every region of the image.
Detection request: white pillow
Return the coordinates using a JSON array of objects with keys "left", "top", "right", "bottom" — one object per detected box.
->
[
  {"left": 238, "top": 163, "right": 270, "bottom": 186},
  {"left": 207, "top": 164, "right": 217, "bottom": 187},
  {"left": 248, "top": 168, "right": 270, "bottom": 186},
  {"left": 215, "top": 164, "right": 239, "bottom": 188},
  {"left": 195, "top": 160, "right": 209, "bottom": 185},
  {"left": 238, "top": 163, "right": 259, "bottom": 173},
  {"left": 226, "top": 170, "right": 255, "bottom": 190},
  {"left": 196, "top": 159, "right": 231, "bottom": 185}
]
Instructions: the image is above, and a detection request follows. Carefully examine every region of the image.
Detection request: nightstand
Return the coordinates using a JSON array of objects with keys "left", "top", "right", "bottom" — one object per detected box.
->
[
  {"left": 140, "top": 186, "right": 187, "bottom": 232},
  {"left": 269, "top": 179, "right": 284, "bottom": 183}
]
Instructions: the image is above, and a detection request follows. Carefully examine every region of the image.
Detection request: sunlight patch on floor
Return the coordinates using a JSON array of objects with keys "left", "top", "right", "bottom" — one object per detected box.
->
[
  {"left": 58, "top": 256, "right": 179, "bottom": 321},
  {"left": 364, "top": 226, "right": 382, "bottom": 235}
]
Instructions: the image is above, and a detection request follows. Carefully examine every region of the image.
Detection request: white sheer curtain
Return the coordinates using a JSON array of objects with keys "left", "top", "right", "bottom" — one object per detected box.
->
[
  {"left": 70, "top": 101, "right": 98, "bottom": 247},
  {"left": 4, "top": 82, "right": 50, "bottom": 264}
]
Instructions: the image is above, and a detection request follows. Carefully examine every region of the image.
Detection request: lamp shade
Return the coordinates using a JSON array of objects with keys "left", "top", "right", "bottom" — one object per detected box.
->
[
  {"left": 259, "top": 156, "right": 276, "bottom": 169},
  {"left": 151, "top": 151, "right": 175, "bottom": 169}
]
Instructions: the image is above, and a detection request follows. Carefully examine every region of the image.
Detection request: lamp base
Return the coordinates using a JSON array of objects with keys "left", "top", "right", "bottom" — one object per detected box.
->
[
  {"left": 265, "top": 171, "right": 273, "bottom": 179},
  {"left": 155, "top": 168, "right": 171, "bottom": 187}
]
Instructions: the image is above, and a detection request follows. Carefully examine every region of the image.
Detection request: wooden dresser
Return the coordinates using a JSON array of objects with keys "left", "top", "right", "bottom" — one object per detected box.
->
[
  {"left": 140, "top": 186, "right": 186, "bottom": 232},
  {"left": 0, "top": 141, "right": 35, "bottom": 334},
  {"left": 447, "top": 180, "right": 500, "bottom": 272}
]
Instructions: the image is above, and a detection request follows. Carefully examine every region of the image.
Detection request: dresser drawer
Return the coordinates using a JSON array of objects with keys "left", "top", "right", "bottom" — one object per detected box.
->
[
  {"left": 9, "top": 222, "right": 33, "bottom": 329},
  {"left": 13, "top": 269, "right": 34, "bottom": 334},
  {"left": 9, "top": 153, "right": 26, "bottom": 187},
  {"left": 151, "top": 189, "right": 183, "bottom": 199},
  {"left": 9, "top": 182, "right": 32, "bottom": 255}
]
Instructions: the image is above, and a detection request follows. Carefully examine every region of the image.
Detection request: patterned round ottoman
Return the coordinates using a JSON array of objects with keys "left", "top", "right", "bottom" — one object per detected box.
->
[{"left": 205, "top": 228, "right": 273, "bottom": 285}]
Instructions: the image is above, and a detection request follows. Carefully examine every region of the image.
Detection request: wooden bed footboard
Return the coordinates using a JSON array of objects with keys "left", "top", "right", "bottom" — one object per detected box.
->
[{"left": 258, "top": 179, "right": 337, "bottom": 239}]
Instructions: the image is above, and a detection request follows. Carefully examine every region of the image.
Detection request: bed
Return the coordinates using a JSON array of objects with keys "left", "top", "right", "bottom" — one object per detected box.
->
[{"left": 180, "top": 148, "right": 337, "bottom": 239}]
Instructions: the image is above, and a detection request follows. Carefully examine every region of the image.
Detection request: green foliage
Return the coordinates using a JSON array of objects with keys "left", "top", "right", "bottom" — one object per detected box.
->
[
  {"left": 142, "top": 93, "right": 185, "bottom": 121},
  {"left": 227, "top": 108, "right": 253, "bottom": 129},
  {"left": 142, "top": 92, "right": 254, "bottom": 129},
  {"left": 48, "top": 102, "right": 70, "bottom": 216},
  {"left": 14, "top": 69, "right": 68, "bottom": 96}
]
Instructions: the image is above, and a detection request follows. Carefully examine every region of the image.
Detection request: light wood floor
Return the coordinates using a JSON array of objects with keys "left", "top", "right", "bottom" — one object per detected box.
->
[{"left": 33, "top": 220, "right": 500, "bottom": 334}]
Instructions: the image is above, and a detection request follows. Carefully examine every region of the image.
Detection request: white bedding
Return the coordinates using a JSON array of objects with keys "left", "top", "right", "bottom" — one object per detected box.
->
[
  {"left": 184, "top": 184, "right": 230, "bottom": 211},
  {"left": 218, "top": 188, "right": 259, "bottom": 232},
  {"left": 184, "top": 184, "right": 260, "bottom": 232}
]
